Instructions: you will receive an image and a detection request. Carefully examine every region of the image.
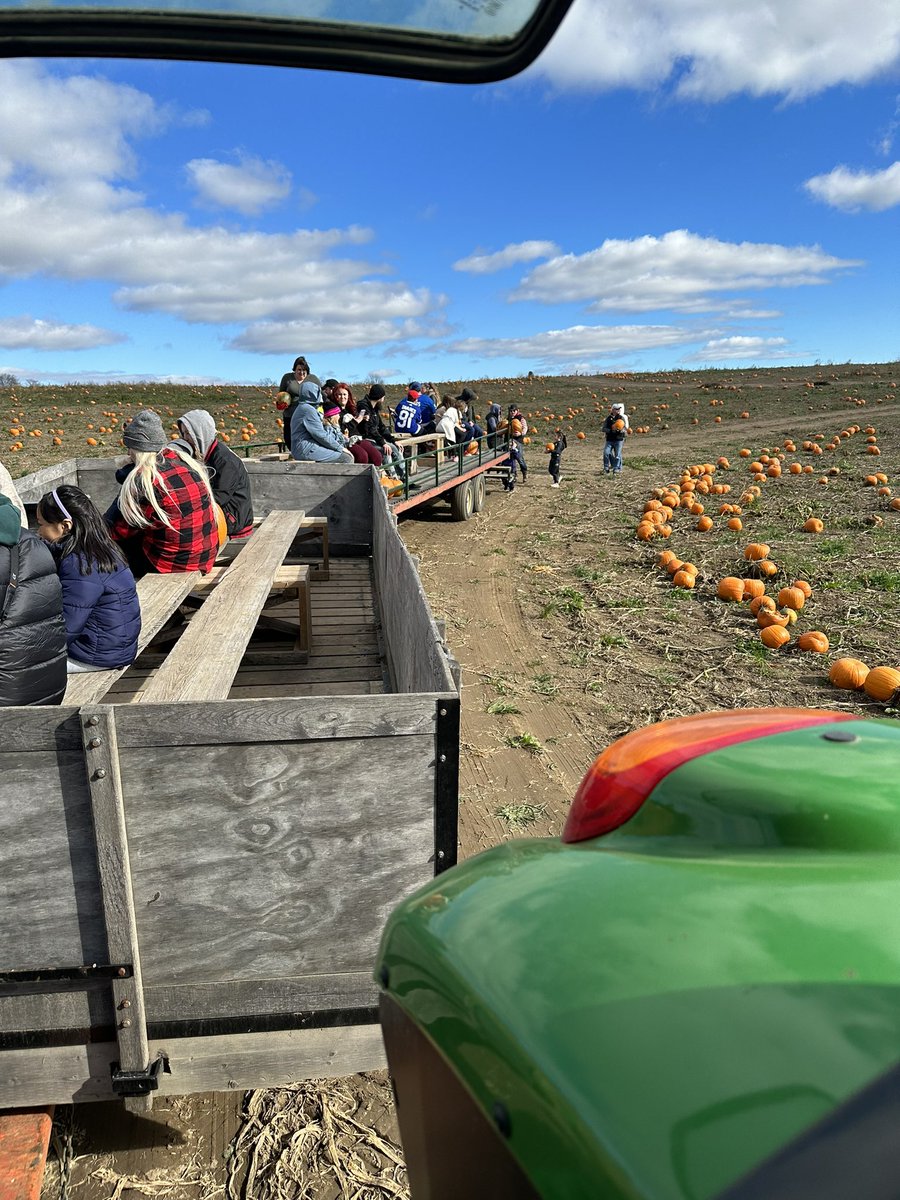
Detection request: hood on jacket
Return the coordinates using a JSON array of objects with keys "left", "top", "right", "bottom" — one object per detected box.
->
[
  {"left": 179, "top": 409, "right": 218, "bottom": 459},
  {"left": 300, "top": 379, "right": 323, "bottom": 406},
  {"left": 0, "top": 494, "right": 21, "bottom": 547}
]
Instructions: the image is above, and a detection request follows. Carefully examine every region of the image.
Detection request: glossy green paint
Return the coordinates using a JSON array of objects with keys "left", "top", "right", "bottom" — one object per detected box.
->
[{"left": 376, "top": 719, "right": 900, "bottom": 1199}]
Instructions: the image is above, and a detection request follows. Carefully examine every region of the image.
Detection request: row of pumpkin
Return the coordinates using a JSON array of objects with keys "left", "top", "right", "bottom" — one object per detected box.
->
[{"left": 636, "top": 425, "right": 899, "bottom": 706}]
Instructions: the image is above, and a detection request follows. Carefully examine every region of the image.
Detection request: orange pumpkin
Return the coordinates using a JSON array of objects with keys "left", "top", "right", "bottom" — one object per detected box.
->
[
  {"left": 792, "top": 580, "right": 813, "bottom": 599},
  {"left": 749, "top": 595, "right": 775, "bottom": 616},
  {"left": 760, "top": 625, "right": 790, "bottom": 649},
  {"left": 758, "top": 609, "right": 789, "bottom": 629},
  {"left": 672, "top": 569, "right": 696, "bottom": 589},
  {"left": 742, "top": 579, "right": 766, "bottom": 600},
  {"left": 863, "top": 666, "right": 900, "bottom": 703},
  {"left": 696, "top": 515, "right": 713, "bottom": 531},
  {"left": 797, "top": 631, "right": 829, "bottom": 653},
  {"left": 716, "top": 577, "right": 745, "bottom": 602},
  {"left": 828, "top": 658, "right": 870, "bottom": 691},
  {"left": 758, "top": 560, "right": 778, "bottom": 577},
  {"left": 803, "top": 517, "right": 824, "bottom": 533},
  {"left": 778, "top": 586, "right": 806, "bottom": 611},
  {"left": 744, "top": 543, "right": 770, "bottom": 561}
]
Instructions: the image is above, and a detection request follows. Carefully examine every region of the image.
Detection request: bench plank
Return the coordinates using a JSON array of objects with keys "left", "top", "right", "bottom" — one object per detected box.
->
[
  {"left": 63, "top": 571, "right": 201, "bottom": 706},
  {"left": 139, "top": 511, "right": 304, "bottom": 704}
]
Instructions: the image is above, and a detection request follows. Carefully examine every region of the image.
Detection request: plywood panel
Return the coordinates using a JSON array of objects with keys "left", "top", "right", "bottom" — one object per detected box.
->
[
  {"left": 119, "top": 735, "right": 436, "bottom": 984},
  {"left": 0, "top": 748, "right": 106, "bottom": 972}
]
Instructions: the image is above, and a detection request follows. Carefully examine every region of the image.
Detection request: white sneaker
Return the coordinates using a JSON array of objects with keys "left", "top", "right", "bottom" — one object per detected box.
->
[{"left": 551, "top": 482, "right": 559, "bottom": 488}]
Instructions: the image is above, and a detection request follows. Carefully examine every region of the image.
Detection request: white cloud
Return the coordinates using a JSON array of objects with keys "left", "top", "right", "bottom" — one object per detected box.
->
[
  {"left": 443, "top": 322, "right": 715, "bottom": 365},
  {"left": 0, "top": 316, "right": 126, "bottom": 351},
  {"left": 512, "top": 230, "right": 859, "bottom": 313},
  {"left": 683, "top": 336, "right": 792, "bottom": 362},
  {"left": 534, "top": 0, "right": 900, "bottom": 100},
  {"left": 0, "top": 61, "right": 444, "bottom": 357},
  {"left": 186, "top": 154, "right": 292, "bottom": 215},
  {"left": 804, "top": 161, "right": 900, "bottom": 211},
  {"left": 454, "top": 240, "right": 561, "bottom": 273}
]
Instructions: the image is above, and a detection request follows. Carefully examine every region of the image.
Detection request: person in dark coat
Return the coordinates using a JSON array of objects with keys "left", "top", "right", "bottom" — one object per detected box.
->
[
  {"left": 0, "top": 492, "right": 67, "bottom": 705},
  {"left": 177, "top": 409, "right": 254, "bottom": 540},
  {"left": 37, "top": 485, "right": 141, "bottom": 673}
]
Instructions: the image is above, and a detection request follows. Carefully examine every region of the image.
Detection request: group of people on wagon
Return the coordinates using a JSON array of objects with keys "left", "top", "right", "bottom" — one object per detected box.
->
[
  {"left": 0, "top": 406, "right": 253, "bottom": 708},
  {"left": 277, "top": 358, "right": 491, "bottom": 474}
]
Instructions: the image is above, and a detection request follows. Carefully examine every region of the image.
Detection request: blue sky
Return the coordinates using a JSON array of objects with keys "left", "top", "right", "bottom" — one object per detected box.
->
[{"left": 1, "top": 0, "right": 900, "bottom": 385}]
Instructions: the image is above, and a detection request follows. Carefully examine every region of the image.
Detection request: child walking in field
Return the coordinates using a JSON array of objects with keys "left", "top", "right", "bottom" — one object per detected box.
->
[
  {"left": 37, "top": 485, "right": 141, "bottom": 673},
  {"left": 547, "top": 429, "right": 567, "bottom": 487}
]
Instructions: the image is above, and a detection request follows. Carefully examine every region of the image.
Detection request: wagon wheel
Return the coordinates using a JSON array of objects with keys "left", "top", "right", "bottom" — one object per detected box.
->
[{"left": 450, "top": 479, "right": 474, "bottom": 521}]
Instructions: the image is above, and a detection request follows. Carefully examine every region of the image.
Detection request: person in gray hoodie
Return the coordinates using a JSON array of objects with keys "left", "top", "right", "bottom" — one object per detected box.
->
[
  {"left": 289, "top": 379, "right": 353, "bottom": 463},
  {"left": 177, "top": 409, "right": 254, "bottom": 539}
]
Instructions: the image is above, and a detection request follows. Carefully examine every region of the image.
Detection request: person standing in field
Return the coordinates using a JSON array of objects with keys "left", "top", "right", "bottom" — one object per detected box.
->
[
  {"left": 503, "top": 404, "right": 528, "bottom": 492},
  {"left": 547, "top": 429, "right": 567, "bottom": 488},
  {"left": 602, "top": 402, "right": 630, "bottom": 475}
]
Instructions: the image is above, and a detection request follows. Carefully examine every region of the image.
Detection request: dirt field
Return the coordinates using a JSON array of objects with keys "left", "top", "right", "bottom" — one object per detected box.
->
[{"left": 32, "top": 363, "right": 900, "bottom": 1197}]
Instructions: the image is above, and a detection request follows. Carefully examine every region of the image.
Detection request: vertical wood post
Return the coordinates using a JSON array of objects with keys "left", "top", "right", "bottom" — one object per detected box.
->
[{"left": 81, "top": 706, "right": 153, "bottom": 1112}]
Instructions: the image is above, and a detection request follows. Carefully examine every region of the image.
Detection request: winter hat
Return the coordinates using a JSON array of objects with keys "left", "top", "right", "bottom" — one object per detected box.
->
[
  {"left": 123, "top": 409, "right": 166, "bottom": 453},
  {"left": 408, "top": 381, "right": 422, "bottom": 392},
  {"left": 457, "top": 387, "right": 477, "bottom": 404},
  {"left": 324, "top": 378, "right": 339, "bottom": 390},
  {"left": 323, "top": 404, "right": 341, "bottom": 418},
  {"left": 367, "top": 384, "right": 386, "bottom": 402},
  {"left": 0, "top": 493, "right": 21, "bottom": 547}
]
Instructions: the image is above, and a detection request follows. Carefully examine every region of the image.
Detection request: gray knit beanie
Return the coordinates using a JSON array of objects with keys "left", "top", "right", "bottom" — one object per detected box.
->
[{"left": 123, "top": 409, "right": 167, "bottom": 453}]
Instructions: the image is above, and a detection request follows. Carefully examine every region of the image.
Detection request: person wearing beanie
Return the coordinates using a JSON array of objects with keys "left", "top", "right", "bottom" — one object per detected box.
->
[
  {"left": 0, "top": 492, "right": 67, "bottom": 706},
  {"left": 0, "top": 457, "right": 28, "bottom": 528},
  {"left": 290, "top": 379, "right": 353, "bottom": 464},
  {"left": 106, "top": 409, "right": 219, "bottom": 577},
  {"left": 178, "top": 409, "right": 254, "bottom": 540},
  {"left": 602, "top": 401, "right": 630, "bottom": 475},
  {"left": 356, "top": 385, "right": 404, "bottom": 478}
]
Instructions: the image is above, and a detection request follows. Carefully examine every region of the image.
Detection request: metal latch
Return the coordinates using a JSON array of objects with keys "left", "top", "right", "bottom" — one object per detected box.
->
[{"left": 110, "top": 1053, "right": 170, "bottom": 1097}]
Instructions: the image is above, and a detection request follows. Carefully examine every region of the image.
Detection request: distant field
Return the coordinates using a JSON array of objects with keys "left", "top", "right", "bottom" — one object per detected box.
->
[{"left": 3, "top": 361, "right": 898, "bottom": 476}]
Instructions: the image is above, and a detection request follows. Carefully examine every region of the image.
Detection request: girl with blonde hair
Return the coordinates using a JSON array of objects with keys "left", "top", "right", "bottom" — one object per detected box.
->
[{"left": 106, "top": 410, "right": 219, "bottom": 577}]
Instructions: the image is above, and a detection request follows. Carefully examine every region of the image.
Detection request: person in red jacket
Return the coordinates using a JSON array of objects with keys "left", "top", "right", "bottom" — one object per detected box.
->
[{"left": 106, "top": 409, "right": 219, "bottom": 577}]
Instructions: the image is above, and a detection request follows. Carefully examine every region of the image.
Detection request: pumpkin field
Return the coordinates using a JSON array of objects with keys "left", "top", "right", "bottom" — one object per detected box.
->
[{"left": 3, "top": 361, "right": 899, "bottom": 855}]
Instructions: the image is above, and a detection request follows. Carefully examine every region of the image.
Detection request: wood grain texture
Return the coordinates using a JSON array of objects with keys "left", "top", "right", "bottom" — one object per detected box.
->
[
  {"left": 111, "top": 695, "right": 438, "bottom": 744},
  {"left": 0, "top": 1024, "right": 386, "bottom": 1105},
  {"left": 372, "top": 498, "right": 456, "bottom": 695},
  {"left": 63, "top": 572, "right": 201, "bottom": 706},
  {"left": 140, "top": 511, "right": 304, "bottom": 703},
  {"left": 13, "top": 459, "right": 78, "bottom": 504},
  {"left": 0, "top": 709, "right": 83, "bottom": 753},
  {"left": 0, "top": 745, "right": 107, "bottom": 972},
  {"left": 81, "top": 707, "right": 151, "bottom": 1109},
  {"left": 118, "top": 734, "right": 436, "bottom": 984}
]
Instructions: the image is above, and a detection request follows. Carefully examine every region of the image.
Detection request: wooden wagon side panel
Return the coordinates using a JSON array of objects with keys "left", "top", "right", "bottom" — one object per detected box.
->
[
  {"left": 112, "top": 697, "right": 440, "bottom": 1026},
  {"left": 372, "top": 493, "right": 457, "bottom": 696}
]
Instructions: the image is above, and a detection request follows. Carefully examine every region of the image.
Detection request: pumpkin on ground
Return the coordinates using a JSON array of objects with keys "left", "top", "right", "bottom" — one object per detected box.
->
[
  {"left": 742, "top": 579, "right": 766, "bottom": 600},
  {"left": 758, "top": 609, "right": 789, "bottom": 629},
  {"left": 716, "top": 577, "right": 744, "bottom": 602},
  {"left": 778, "top": 586, "right": 806, "bottom": 611},
  {"left": 750, "top": 595, "right": 776, "bottom": 616},
  {"left": 797, "top": 631, "right": 830, "bottom": 653},
  {"left": 829, "top": 658, "right": 870, "bottom": 690},
  {"left": 744, "top": 543, "right": 770, "bottom": 561},
  {"left": 672, "top": 570, "right": 696, "bottom": 589},
  {"left": 760, "top": 625, "right": 791, "bottom": 649},
  {"left": 803, "top": 518, "right": 824, "bottom": 533},
  {"left": 863, "top": 666, "right": 900, "bottom": 703},
  {"left": 792, "top": 580, "right": 813, "bottom": 599}
]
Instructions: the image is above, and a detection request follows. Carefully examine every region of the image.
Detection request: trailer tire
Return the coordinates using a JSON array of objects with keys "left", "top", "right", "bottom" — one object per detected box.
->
[
  {"left": 471, "top": 474, "right": 486, "bottom": 512},
  {"left": 450, "top": 479, "right": 474, "bottom": 521}
]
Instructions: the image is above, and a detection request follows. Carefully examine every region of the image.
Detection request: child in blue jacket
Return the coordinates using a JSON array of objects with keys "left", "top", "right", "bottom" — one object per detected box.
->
[{"left": 37, "top": 485, "right": 141, "bottom": 673}]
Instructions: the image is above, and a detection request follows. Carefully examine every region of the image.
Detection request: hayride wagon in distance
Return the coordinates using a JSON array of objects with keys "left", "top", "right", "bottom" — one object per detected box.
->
[
  {"left": 0, "top": 453, "right": 462, "bottom": 1109},
  {"left": 376, "top": 708, "right": 900, "bottom": 1200}
]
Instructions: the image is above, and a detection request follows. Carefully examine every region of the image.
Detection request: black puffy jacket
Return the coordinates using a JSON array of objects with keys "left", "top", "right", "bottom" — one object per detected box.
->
[{"left": 0, "top": 518, "right": 68, "bottom": 707}]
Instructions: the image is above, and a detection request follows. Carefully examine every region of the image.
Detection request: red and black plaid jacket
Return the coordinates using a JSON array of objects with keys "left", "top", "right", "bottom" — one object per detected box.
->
[{"left": 108, "top": 450, "right": 219, "bottom": 575}]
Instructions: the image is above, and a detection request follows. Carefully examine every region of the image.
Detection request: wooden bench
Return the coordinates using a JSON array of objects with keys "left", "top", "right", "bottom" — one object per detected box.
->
[
  {"left": 296, "top": 515, "right": 330, "bottom": 579},
  {"left": 394, "top": 433, "right": 445, "bottom": 476},
  {"left": 139, "top": 510, "right": 305, "bottom": 704},
  {"left": 190, "top": 563, "right": 312, "bottom": 654},
  {"left": 63, "top": 571, "right": 202, "bottom": 706}
]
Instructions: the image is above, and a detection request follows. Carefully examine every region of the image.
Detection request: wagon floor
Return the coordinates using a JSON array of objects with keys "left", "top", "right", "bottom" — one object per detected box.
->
[{"left": 105, "top": 557, "right": 389, "bottom": 702}]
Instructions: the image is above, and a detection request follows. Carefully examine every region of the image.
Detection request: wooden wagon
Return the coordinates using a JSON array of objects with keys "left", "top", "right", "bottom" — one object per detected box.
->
[{"left": 0, "top": 458, "right": 459, "bottom": 1110}]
